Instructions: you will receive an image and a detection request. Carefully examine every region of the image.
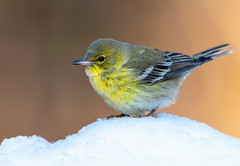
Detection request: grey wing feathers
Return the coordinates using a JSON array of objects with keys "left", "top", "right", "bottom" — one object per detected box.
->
[
  {"left": 139, "top": 52, "right": 199, "bottom": 84},
  {"left": 159, "top": 52, "right": 199, "bottom": 82},
  {"left": 137, "top": 44, "right": 233, "bottom": 85},
  {"left": 140, "top": 57, "right": 172, "bottom": 84}
]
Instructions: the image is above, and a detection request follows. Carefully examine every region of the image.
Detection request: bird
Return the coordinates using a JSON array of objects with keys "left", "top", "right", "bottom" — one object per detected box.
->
[{"left": 72, "top": 38, "right": 234, "bottom": 117}]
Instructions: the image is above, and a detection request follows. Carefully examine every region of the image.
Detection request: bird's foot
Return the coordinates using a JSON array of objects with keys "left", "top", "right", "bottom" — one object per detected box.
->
[
  {"left": 107, "top": 113, "right": 128, "bottom": 119},
  {"left": 129, "top": 114, "right": 157, "bottom": 118},
  {"left": 107, "top": 111, "right": 158, "bottom": 119}
]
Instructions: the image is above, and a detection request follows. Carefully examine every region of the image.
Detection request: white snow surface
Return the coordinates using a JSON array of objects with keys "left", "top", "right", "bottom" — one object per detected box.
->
[{"left": 1, "top": 112, "right": 240, "bottom": 166}]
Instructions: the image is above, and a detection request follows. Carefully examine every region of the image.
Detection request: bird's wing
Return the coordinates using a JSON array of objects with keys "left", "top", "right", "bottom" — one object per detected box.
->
[
  {"left": 159, "top": 52, "right": 199, "bottom": 82},
  {"left": 124, "top": 48, "right": 199, "bottom": 85}
]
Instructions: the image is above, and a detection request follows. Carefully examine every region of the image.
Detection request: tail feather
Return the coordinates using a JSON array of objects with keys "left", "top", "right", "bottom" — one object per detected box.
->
[
  {"left": 158, "top": 44, "right": 234, "bottom": 82},
  {"left": 192, "top": 44, "right": 234, "bottom": 63}
]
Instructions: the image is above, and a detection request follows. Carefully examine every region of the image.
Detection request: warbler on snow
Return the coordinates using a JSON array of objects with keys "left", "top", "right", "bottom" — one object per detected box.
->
[{"left": 72, "top": 39, "right": 234, "bottom": 116}]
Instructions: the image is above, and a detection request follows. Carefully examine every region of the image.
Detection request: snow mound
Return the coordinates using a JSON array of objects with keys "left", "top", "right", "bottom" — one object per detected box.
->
[{"left": 1, "top": 112, "right": 240, "bottom": 166}]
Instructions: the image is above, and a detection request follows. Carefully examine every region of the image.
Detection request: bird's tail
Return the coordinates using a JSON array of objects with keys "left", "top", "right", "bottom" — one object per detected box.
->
[{"left": 192, "top": 44, "right": 234, "bottom": 64}]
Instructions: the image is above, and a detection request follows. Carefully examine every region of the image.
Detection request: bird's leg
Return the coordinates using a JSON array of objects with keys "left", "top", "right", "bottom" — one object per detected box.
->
[
  {"left": 107, "top": 113, "right": 128, "bottom": 119},
  {"left": 129, "top": 109, "right": 157, "bottom": 118},
  {"left": 107, "top": 109, "right": 157, "bottom": 119},
  {"left": 147, "top": 109, "right": 157, "bottom": 116}
]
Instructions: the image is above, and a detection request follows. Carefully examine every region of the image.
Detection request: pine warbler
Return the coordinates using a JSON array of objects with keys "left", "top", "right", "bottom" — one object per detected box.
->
[{"left": 72, "top": 39, "right": 234, "bottom": 116}]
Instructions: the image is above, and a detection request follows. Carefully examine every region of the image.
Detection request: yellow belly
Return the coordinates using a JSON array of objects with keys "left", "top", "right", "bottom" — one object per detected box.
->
[{"left": 85, "top": 65, "right": 185, "bottom": 115}]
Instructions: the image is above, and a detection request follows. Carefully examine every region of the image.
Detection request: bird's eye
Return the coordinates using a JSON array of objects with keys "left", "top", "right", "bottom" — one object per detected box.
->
[{"left": 98, "top": 56, "right": 105, "bottom": 62}]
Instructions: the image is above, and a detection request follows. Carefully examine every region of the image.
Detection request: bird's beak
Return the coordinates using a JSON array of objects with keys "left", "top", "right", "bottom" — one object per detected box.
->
[{"left": 72, "top": 59, "right": 95, "bottom": 65}]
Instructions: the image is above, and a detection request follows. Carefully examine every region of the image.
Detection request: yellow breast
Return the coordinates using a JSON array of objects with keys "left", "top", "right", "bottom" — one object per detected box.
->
[{"left": 85, "top": 64, "right": 138, "bottom": 110}]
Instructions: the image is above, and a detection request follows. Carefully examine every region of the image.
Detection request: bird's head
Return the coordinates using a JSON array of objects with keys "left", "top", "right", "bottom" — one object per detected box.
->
[{"left": 72, "top": 38, "right": 127, "bottom": 76}]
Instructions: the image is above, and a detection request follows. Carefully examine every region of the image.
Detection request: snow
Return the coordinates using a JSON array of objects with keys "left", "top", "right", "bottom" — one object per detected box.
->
[{"left": 1, "top": 112, "right": 240, "bottom": 166}]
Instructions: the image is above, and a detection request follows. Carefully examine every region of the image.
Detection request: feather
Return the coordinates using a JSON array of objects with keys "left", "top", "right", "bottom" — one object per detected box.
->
[{"left": 124, "top": 44, "right": 233, "bottom": 85}]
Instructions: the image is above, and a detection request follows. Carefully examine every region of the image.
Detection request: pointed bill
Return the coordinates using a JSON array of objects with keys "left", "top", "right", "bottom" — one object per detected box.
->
[{"left": 72, "top": 59, "right": 95, "bottom": 65}]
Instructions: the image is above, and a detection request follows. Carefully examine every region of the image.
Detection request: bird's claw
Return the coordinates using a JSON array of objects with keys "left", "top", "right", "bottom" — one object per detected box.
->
[
  {"left": 107, "top": 113, "right": 157, "bottom": 119},
  {"left": 107, "top": 113, "right": 128, "bottom": 119},
  {"left": 129, "top": 114, "right": 157, "bottom": 118}
]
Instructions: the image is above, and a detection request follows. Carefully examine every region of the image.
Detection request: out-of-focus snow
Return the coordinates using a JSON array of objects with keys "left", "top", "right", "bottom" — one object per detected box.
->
[{"left": 1, "top": 112, "right": 240, "bottom": 166}]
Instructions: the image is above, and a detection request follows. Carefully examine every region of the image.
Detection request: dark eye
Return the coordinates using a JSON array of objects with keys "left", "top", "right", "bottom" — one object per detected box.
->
[{"left": 98, "top": 56, "right": 105, "bottom": 62}]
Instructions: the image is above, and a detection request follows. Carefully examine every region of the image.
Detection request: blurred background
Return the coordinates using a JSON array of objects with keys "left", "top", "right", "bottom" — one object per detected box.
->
[{"left": 0, "top": 0, "right": 240, "bottom": 142}]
